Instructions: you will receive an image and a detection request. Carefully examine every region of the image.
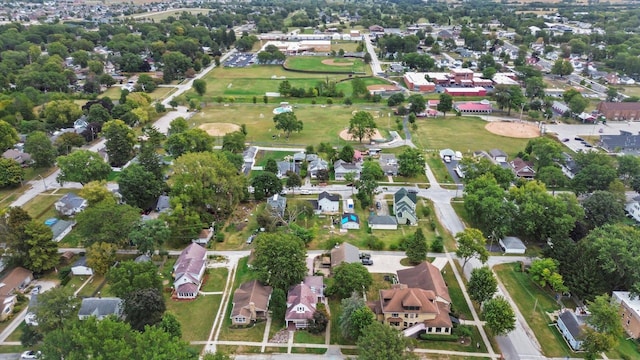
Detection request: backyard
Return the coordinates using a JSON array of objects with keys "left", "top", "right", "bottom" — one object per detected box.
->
[{"left": 164, "top": 293, "right": 222, "bottom": 342}]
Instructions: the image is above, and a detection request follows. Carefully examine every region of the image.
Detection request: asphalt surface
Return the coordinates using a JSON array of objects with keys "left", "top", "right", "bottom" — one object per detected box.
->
[{"left": 546, "top": 120, "right": 640, "bottom": 153}]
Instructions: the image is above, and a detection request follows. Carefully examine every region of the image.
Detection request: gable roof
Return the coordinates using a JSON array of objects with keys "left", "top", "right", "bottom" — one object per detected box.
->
[
  {"left": 174, "top": 243, "right": 207, "bottom": 285},
  {"left": 156, "top": 195, "right": 170, "bottom": 212},
  {"left": 341, "top": 213, "right": 359, "bottom": 224},
  {"left": 394, "top": 188, "right": 417, "bottom": 204},
  {"left": 57, "top": 193, "right": 86, "bottom": 208},
  {"left": 379, "top": 285, "right": 439, "bottom": 314},
  {"left": 78, "top": 297, "right": 123, "bottom": 318},
  {"left": 318, "top": 191, "right": 339, "bottom": 202},
  {"left": 488, "top": 148, "right": 507, "bottom": 159},
  {"left": 368, "top": 215, "right": 397, "bottom": 226},
  {"left": 72, "top": 256, "right": 90, "bottom": 268},
  {"left": 0, "top": 267, "right": 33, "bottom": 297},
  {"left": 500, "top": 236, "right": 527, "bottom": 251},
  {"left": 559, "top": 310, "right": 587, "bottom": 340},
  {"left": 396, "top": 262, "right": 451, "bottom": 303},
  {"left": 231, "top": 280, "right": 273, "bottom": 318},
  {"left": 330, "top": 242, "right": 360, "bottom": 267},
  {"left": 48, "top": 219, "right": 75, "bottom": 239},
  {"left": 286, "top": 282, "right": 318, "bottom": 320},
  {"left": 334, "top": 160, "right": 361, "bottom": 173}
]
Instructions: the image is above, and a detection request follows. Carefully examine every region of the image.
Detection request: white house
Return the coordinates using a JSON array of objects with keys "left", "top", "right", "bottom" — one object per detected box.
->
[
  {"left": 54, "top": 193, "right": 88, "bottom": 216},
  {"left": 316, "top": 192, "right": 340, "bottom": 213},
  {"left": 308, "top": 158, "right": 329, "bottom": 179},
  {"left": 394, "top": 188, "right": 418, "bottom": 226},
  {"left": 71, "top": 257, "right": 93, "bottom": 276},
  {"left": 334, "top": 160, "right": 361, "bottom": 181},
  {"left": 78, "top": 297, "right": 124, "bottom": 320},
  {"left": 557, "top": 310, "right": 588, "bottom": 351},
  {"left": 173, "top": 243, "right": 207, "bottom": 299},
  {"left": 626, "top": 200, "right": 640, "bottom": 223}
]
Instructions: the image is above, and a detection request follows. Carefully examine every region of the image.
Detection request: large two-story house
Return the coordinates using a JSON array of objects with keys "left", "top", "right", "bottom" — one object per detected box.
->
[
  {"left": 173, "top": 243, "right": 207, "bottom": 299},
  {"left": 285, "top": 276, "right": 324, "bottom": 329},
  {"left": 394, "top": 188, "right": 418, "bottom": 225}
]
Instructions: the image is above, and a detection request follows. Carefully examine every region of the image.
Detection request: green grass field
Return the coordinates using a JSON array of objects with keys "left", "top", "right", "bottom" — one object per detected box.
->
[
  {"left": 201, "top": 268, "right": 229, "bottom": 292},
  {"left": 164, "top": 293, "right": 221, "bottom": 342},
  {"left": 412, "top": 117, "right": 531, "bottom": 158},
  {"left": 285, "top": 56, "right": 367, "bottom": 74}
]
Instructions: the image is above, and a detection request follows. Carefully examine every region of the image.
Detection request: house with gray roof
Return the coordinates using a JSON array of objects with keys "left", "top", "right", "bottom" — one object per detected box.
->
[
  {"left": 231, "top": 280, "right": 272, "bottom": 326},
  {"left": 267, "top": 194, "right": 287, "bottom": 217},
  {"left": 330, "top": 242, "right": 360, "bottom": 268},
  {"left": 394, "top": 188, "right": 418, "bottom": 225},
  {"left": 276, "top": 160, "right": 295, "bottom": 178},
  {"left": 499, "top": 236, "right": 527, "bottom": 254},
  {"left": 368, "top": 215, "right": 398, "bottom": 230},
  {"left": 316, "top": 192, "right": 340, "bottom": 214},
  {"left": 308, "top": 158, "right": 329, "bottom": 179},
  {"left": 600, "top": 130, "right": 640, "bottom": 155},
  {"left": 155, "top": 195, "right": 170, "bottom": 213},
  {"left": 78, "top": 297, "right": 124, "bottom": 320},
  {"left": 47, "top": 219, "right": 75, "bottom": 242},
  {"left": 54, "top": 193, "right": 88, "bottom": 216},
  {"left": 2, "top": 149, "right": 31, "bottom": 165},
  {"left": 334, "top": 160, "right": 361, "bottom": 181},
  {"left": 71, "top": 257, "right": 93, "bottom": 276},
  {"left": 340, "top": 213, "right": 360, "bottom": 230},
  {"left": 488, "top": 149, "right": 508, "bottom": 163},
  {"left": 379, "top": 154, "right": 398, "bottom": 176},
  {"left": 557, "top": 310, "right": 589, "bottom": 351},
  {"left": 173, "top": 243, "right": 207, "bottom": 299}
]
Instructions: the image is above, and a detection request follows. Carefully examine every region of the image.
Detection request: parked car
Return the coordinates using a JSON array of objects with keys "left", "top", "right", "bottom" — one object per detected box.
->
[
  {"left": 359, "top": 253, "right": 371, "bottom": 259},
  {"left": 21, "top": 350, "right": 41, "bottom": 359},
  {"left": 375, "top": 201, "right": 381, "bottom": 209},
  {"left": 562, "top": 138, "right": 570, "bottom": 142},
  {"left": 246, "top": 235, "right": 256, "bottom": 244},
  {"left": 30, "top": 285, "right": 42, "bottom": 295},
  {"left": 361, "top": 258, "right": 374, "bottom": 266},
  {"left": 574, "top": 136, "right": 584, "bottom": 141}
]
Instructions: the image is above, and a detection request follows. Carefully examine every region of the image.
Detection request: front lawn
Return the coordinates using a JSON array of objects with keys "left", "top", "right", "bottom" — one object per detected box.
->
[
  {"left": 441, "top": 263, "right": 473, "bottom": 321},
  {"left": 294, "top": 330, "right": 325, "bottom": 344},
  {"left": 77, "top": 275, "right": 106, "bottom": 298},
  {"left": 426, "top": 155, "right": 453, "bottom": 184},
  {"left": 201, "top": 268, "right": 229, "bottom": 292},
  {"left": 164, "top": 293, "right": 221, "bottom": 342}
]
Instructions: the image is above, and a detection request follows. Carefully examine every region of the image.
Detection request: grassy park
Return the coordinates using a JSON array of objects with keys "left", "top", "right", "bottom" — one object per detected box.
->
[{"left": 284, "top": 56, "right": 368, "bottom": 74}]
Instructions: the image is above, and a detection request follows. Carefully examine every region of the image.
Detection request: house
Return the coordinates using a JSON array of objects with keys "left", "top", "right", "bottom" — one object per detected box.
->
[
  {"left": 54, "top": 193, "right": 88, "bottom": 216},
  {"left": 397, "top": 262, "right": 451, "bottom": 305},
  {"left": 340, "top": 213, "right": 360, "bottom": 230},
  {"left": 71, "top": 257, "right": 93, "bottom": 276},
  {"left": 330, "top": 242, "right": 360, "bottom": 268},
  {"left": 267, "top": 194, "right": 287, "bottom": 218},
  {"left": 371, "top": 284, "right": 452, "bottom": 335},
  {"left": 552, "top": 101, "right": 570, "bottom": 115},
  {"left": 597, "top": 102, "right": 640, "bottom": 121},
  {"left": 557, "top": 310, "right": 588, "bottom": 350},
  {"left": 276, "top": 160, "right": 295, "bottom": 178},
  {"left": 626, "top": 199, "right": 640, "bottom": 223},
  {"left": 2, "top": 149, "right": 31, "bottom": 166},
  {"left": 394, "top": 188, "right": 418, "bottom": 226},
  {"left": 193, "top": 227, "right": 214, "bottom": 245},
  {"left": 155, "top": 195, "right": 170, "bottom": 212},
  {"left": 368, "top": 215, "right": 398, "bottom": 230},
  {"left": 560, "top": 152, "right": 578, "bottom": 179},
  {"left": 510, "top": 158, "right": 536, "bottom": 179},
  {"left": 78, "top": 297, "right": 124, "bottom": 320},
  {"left": 379, "top": 154, "right": 398, "bottom": 176},
  {"left": 46, "top": 218, "right": 75, "bottom": 242},
  {"left": 134, "top": 254, "right": 152, "bottom": 263},
  {"left": 316, "top": 192, "right": 340, "bottom": 214},
  {"left": 334, "top": 160, "right": 361, "bottom": 181},
  {"left": 612, "top": 291, "right": 640, "bottom": 339},
  {"left": 231, "top": 280, "right": 273, "bottom": 326},
  {"left": 600, "top": 130, "right": 640, "bottom": 154},
  {"left": 285, "top": 276, "right": 324, "bottom": 329},
  {"left": 308, "top": 158, "right": 329, "bottom": 179},
  {"left": 499, "top": 236, "right": 527, "bottom": 254},
  {"left": 173, "top": 243, "right": 207, "bottom": 299},
  {"left": 488, "top": 149, "right": 508, "bottom": 163},
  {"left": 0, "top": 267, "right": 33, "bottom": 321}
]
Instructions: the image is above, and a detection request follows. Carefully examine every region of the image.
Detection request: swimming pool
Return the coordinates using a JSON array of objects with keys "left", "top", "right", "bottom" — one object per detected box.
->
[{"left": 272, "top": 106, "right": 293, "bottom": 115}]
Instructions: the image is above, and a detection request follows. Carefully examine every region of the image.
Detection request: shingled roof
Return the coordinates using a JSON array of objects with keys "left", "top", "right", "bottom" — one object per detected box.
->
[{"left": 396, "top": 262, "right": 451, "bottom": 304}]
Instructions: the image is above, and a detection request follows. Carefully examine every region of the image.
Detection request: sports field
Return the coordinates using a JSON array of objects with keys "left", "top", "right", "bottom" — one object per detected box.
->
[{"left": 285, "top": 56, "right": 368, "bottom": 74}]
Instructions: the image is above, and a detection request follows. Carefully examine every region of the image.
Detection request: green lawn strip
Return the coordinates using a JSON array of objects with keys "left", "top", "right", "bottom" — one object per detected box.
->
[
  {"left": 58, "top": 228, "right": 83, "bottom": 247},
  {"left": 365, "top": 273, "right": 394, "bottom": 301},
  {"left": 164, "top": 293, "right": 221, "bottom": 342},
  {"left": 450, "top": 201, "right": 471, "bottom": 228},
  {"left": 66, "top": 275, "right": 89, "bottom": 292},
  {"left": 77, "top": 275, "right": 106, "bottom": 298},
  {"left": 254, "top": 150, "right": 297, "bottom": 167},
  {"left": 21, "top": 193, "right": 64, "bottom": 223},
  {"left": 331, "top": 41, "right": 360, "bottom": 52},
  {"left": 293, "top": 330, "right": 325, "bottom": 344},
  {"left": 340, "top": 348, "right": 358, "bottom": 355},
  {"left": 285, "top": 56, "right": 366, "bottom": 74},
  {"left": 441, "top": 263, "right": 473, "bottom": 321},
  {"left": 329, "top": 298, "right": 355, "bottom": 345},
  {"left": 291, "top": 347, "right": 327, "bottom": 354},
  {"left": 425, "top": 154, "right": 453, "bottom": 184},
  {"left": 268, "top": 317, "right": 286, "bottom": 340},
  {"left": 494, "top": 263, "right": 577, "bottom": 358},
  {"left": 217, "top": 344, "right": 263, "bottom": 354},
  {"left": 413, "top": 117, "right": 530, "bottom": 158},
  {"left": 0, "top": 345, "right": 28, "bottom": 354},
  {"left": 413, "top": 325, "right": 487, "bottom": 353},
  {"left": 201, "top": 268, "right": 229, "bottom": 292},
  {"left": 606, "top": 334, "right": 640, "bottom": 359},
  {"left": 5, "top": 321, "right": 24, "bottom": 342}
]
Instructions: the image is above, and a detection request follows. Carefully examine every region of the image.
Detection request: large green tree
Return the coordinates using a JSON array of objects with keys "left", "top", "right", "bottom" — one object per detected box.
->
[
  {"left": 42, "top": 100, "right": 82, "bottom": 128},
  {"left": 468, "top": 266, "right": 497, "bottom": 304},
  {"left": 405, "top": 228, "right": 428, "bottom": 264},
  {"left": 251, "top": 172, "right": 283, "bottom": 201},
  {"left": 0, "top": 120, "right": 19, "bottom": 152},
  {"left": 128, "top": 219, "right": 170, "bottom": 256},
  {"left": 437, "top": 93, "right": 453, "bottom": 116},
  {"left": 75, "top": 201, "right": 141, "bottom": 246},
  {"left": 193, "top": 79, "right": 207, "bottom": 96},
  {"left": 35, "top": 287, "right": 80, "bottom": 334},
  {"left": 252, "top": 233, "right": 307, "bottom": 290},
  {"left": 528, "top": 258, "right": 567, "bottom": 293},
  {"left": 24, "top": 220, "right": 58, "bottom": 273},
  {"left": 330, "top": 262, "right": 373, "bottom": 299},
  {"left": 57, "top": 150, "right": 111, "bottom": 185},
  {"left": 125, "top": 288, "right": 166, "bottom": 331},
  {"left": 165, "top": 128, "right": 214, "bottom": 157},
  {"left": 25, "top": 131, "right": 56, "bottom": 168},
  {"left": 524, "top": 137, "right": 563, "bottom": 171},
  {"left": 273, "top": 112, "right": 303, "bottom": 138},
  {"left": 463, "top": 174, "right": 515, "bottom": 240},
  {"left": 455, "top": 228, "right": 489, "bottom": 268},
  {"left": 108, "top": 260, "right": 163, "bottom": 299},
  {"left": 339, "top": 293, "right": 374, "bottom": 340},
  {"left": 86, "top": 242, "right": 118, "bottom": 275},
  {"left": 357, "top": 322, "right": 410, "bottom": 360},
  {"left": 118, "top": 164, "right": 164, "bottom": 209},
  {"left": 551, "top": 59, "right": 573, "bottom": 77},
  {"left": 483, "top": 296, "right": 516, "bottom": 335},
  {"left": 0, "top": 158, "right": 24, "bottom": 188},
  {"left": 582, "top": 294, "right": 624, "bottom": 359},
  {"left": 398, "top": 147, "right": 425, "bottom": 177},
  {"left": 103, "top": 120, "right": 135, "bottom": 167},
  {"left": 221, "top": 131, "right": 246, "bottom": 153},
  {"left": 347, "top": 111, "right": 377, "bottom": 143},
  {"left": 582, "top": 190, "right": 625, "bottom": 229}
]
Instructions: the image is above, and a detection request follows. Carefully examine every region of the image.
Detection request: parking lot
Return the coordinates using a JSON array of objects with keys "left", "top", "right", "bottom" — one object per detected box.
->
[
  {"left": 546, "top": 121, "right": 640, "bottom": 153},
  {"left": 223, "top": 52, "right": 257, "bottom": 68}
]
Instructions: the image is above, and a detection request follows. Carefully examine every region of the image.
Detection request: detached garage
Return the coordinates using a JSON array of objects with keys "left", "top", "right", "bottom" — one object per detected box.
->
[
  {"left": 499, "top": 237, "right": 527, "bottom": 254},
  {"left": 368, "top": 215, "right": 398, "bottom": 230}
]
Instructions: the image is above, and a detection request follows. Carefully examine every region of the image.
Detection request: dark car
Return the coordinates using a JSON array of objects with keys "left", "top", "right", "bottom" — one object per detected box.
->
[
  {"left": 361, "top": 258, "right": 373, "bottom": 266},
  {"left": 574, "top": 136, "right": 584, "bottom": 141},
  {"left": 562, "top": 138, "right": 570, "bottom": 142}
]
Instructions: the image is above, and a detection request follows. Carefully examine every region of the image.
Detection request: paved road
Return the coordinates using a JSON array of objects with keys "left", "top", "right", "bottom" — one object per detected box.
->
[{"left": 363, "top": 35, "right": 382, "bottom": 75}]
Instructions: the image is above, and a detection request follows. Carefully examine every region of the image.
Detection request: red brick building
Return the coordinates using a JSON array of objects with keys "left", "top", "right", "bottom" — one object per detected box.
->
[{"left": 597, "top": 102, "right": 640, "bottom": 121}]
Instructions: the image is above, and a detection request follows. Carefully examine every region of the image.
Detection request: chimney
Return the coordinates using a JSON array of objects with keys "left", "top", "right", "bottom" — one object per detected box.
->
[{"left": 249, "top": 301, "right": 256, "bottom": 320}]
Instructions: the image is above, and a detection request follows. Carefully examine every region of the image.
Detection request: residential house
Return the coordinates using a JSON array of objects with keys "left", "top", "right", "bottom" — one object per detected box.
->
[
  {"left": 285, "top": 276, "right": 324, "bottom": 329},
  {"left": 173, "top": 243, "right": 207, "bottom": 299},
  {"left": 626, "top": 199, "right": 640, "bottom": 223},
  {"left": 333, "top": 160, "right": 361, "bottom": 181},
  {"left": 394, "top": 188, "right": 418, "bottom": 226},
  {"left": 2, "top": 149, "right": 31, "bottom": 166},
  {"left": 560, "top": 152, "right": 578, "bottom": 179},
  {"left": 46, "top": 218, "right": 75, "bottom": 242},
  {"left": 612, "top": 291, "right": 640, "bottom": 339},
  {"left": 557, "top": 310, "right": 588, "bottom": 350},
  {"left": 499, "top": 236, "right": 527, "bottom": 254},
  {"left": 78, "top": 297, "right": 124, "bottom": 320},
  {"left": 315, "top": 192, "right": 340, "bottom": 214},
  {"left": 600, "top": 130, "right": 640, "bottom": 155},
  {"left": 488, "top": 149, "right": 508, "bottom": 163},
  {"left": 193, "top": 227, "right": 214, "bottom": 246},
  {"left": 330, "top": 242, "right": 360, "bottom": 268},
  {"left": 155, "top": 195, "right": 170, "bottom": 213},
  {"left": 368, "top": 215, "right": 398, "bottom": 230},
  {"left": 134, "top": 254, "right": 152, "bottom": 263},
  {"left": 276, "top": 160, "right": 295, "bottom": 178},
  {"left": 231, "top": 280, "right": 273, "bottom": 326},
  {"left": 0, "top": 267, "right": 33, "bottom": 321},
  {"left": 552, "top": 101, "right": 570, "bottom": 115},
  {"left": 54, "top": 193, "right": 88, "bottom": 216},
  {"left": 396, "top": 262, "right": 451, "bottom": 305},
  {"left": 71, "top": 257, "right": 93, "bottom": 276},
  {"left": 308, "top": 158, "right": 329, "bottom": 179},
  {"left": 510, "top": 158, "right": 536, "bottom": 179},
  {"left": 340, "top": 213, "right": 360, "bottom": 230},
  {"left": 267, "top": 194, "right": 287, "bottom": 218},
  {"left": 597, "top": 102, "right": 640, "bottom": 121},
  {"left": 379, "top": 154, "right": 398, "bottom": 176}
]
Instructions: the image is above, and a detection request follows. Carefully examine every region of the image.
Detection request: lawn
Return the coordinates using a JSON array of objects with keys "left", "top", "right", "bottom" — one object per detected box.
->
[
  {"left": 450, "top": 201, "right": 471, "bottom": 227},
  {"left": 201, "top": 268, "right": 229, "bottom": 292},
  {"left": 254, "top": 150, "right": 297, "bottom": 167},
  {"left": 331, "top": 41, "right": 360, "bottom": 52},
  {"left": 164, "top": 293, "right": 221, "bottom": 342},
  {"left": 77, "top": 275, "right": 106, "bottom": 298},
  {"left": 414, "top": 325, "right": 487, "bottom": 353},
  {"left": 441, "top": 263, "right": 473, "bottom": 321},
  {"left": 294, "top": 330, "right": 325, "bottom": 344},
  {"left": 21, "top": 190, "right": 78, "bottom": 223},
  {"left": 426, "top": 154, "right": 453, "bottom": 184},
  {"left": 494, "top": 263, "right": 576, "bottom": 358},
  {"left": 607, "top": 335, "right": 640, "bottom": 359},
  {"left": 101, "top": 85, "right": 175, "bottom": 102},
  {"left": 291, "top": 347, "right": 326, "bottom": 354},
  {"left": 413, "top": 117, "right": 530, "bottom": 158},
  {"left": 285, "top": 56, "right": 367, "bottom": 74},
  {"left": 329, "top": 298, "right": 355, "bottom": 345}
]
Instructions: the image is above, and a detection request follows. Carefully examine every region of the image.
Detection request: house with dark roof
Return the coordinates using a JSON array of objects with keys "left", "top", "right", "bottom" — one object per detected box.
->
[
  {"left": 285, "top": 276, "right": 324, "bottom": 329},
  {"left": 316, "top": 192, "right": 340, "bottom": 214},
  {"left": 600, "top": 130, "right": 640, "bottom": 154},
  {"left": 308, "top": 158, "right": 329, "bottom": 179},
  {"left": 396, "top": 262, "right": 451, "bottom": 305},
  {"left": 134, "top": 254, "right": 152, "bottom": 263},
  {"left": 488, "top": 149, "right": 508, "bottom": 163},
  {"left": 0, "top": 267, "right": 33, "bottom": 321},
  {"left": 78, "top": 297, "right": 124, "bottom": 320},
  {"left": 267, "top": 194, "right": 287, "bottom": 218},
  {"left": 394, "top": 188, "right": 418, "bottom": 226},
  {"left": 46, "top": 218, "right": 75, "bottom": 242},
  {"left": 368, "top": 215, "right": 398, "bottom": 230},
  {"left": 155, "top": 195, "right": 170, "bottom": 213},
  {"left": 557, "top": 310, "right": 588, "bottom": 350},
  {"left": 340, "top": 213, "right": 360, "bottom": 230},
  {"left": 379, "top": 154, "right": 398, "bottom": 176},
  {"left": 231, "top": 280, "right": 273, "bottom": 326},
  {"left": 276, "top": 160, "right": 296, "bottom": 178},
  {"left": 597, "top": 102, "right": 640, "bottom": 121},
  {"left": 510, "top": 158, "right": 536, "bottom": 179},
  {"left": 330, "top": 242, "right": 360, "bottom": 268},
  {"left": 54, "top": 193, "right": 88, "bottom": 216},
  {"left": 71, "top": 257, "right": 93, "bottom": 276},
  {"left": 2, "top": 149, "right": 31, "bottom": 165},
  {"left": 334, "top": 160, "right": 361, "bottom": 181},
  {"left": 173, "top": 243, "right": 207, "bottom": 299}
]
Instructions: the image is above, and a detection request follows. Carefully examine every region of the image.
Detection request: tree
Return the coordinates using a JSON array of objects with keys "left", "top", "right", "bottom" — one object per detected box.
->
[
  {"left": 455, "top": 228, "right": 489, "bottom": 268},
  {"left": 251, "top": 172, "right": 282, "bottom": 201},
  {"left": 568, "top": 93, "right": 589, "bottom": 115},
  {"left": 102, "top": 120, "right": 135, "bottom": 167},
  {"left": 42, "top": 100, "right": 82, "bottom": 129},
  {"left": 339, "top": 144, "right": 355, "bottom": 163},
  {"left": 617, "top": 155, "right": 640, "bottom": 184},
  {"left": 118, "top": 164, "right": 164, "bottom": 209},
  {"left": 0, "top": 158, "right": 24, "bottom": 188},
  {"left": 286, "top": 172, "right": 302, "bottom": 191},
  {"left": 351, "top": 77, "right": 367, "bottom": 98},
  {"left": 582, "top": 191, "right": 625, "bottom": 229},
  {"left": 606, "top": 87, "right": 619, "bottom": 102},
  {"left": 582, "top": 294, "right": 623, "bottom": 358},
  {"left": 572, "top": 164, "right": 617, "bottom": 195},
  {"left": 437, "top": 93, "right": 453, "bottom": 116},
  {"left": 128, "top": 219, "right": 170, "bottom": 255},
  {"left": 387, "top": 93, "right": 405, "bottom": 107},
  {"left": 125, "top": 287, "right": 166, "bottom": 331},
  {"left": 535, "top": 166, "right": 567, "bottom": 193},
  {"left": 57, "top": 150, "right": 111, "bottom": 185},
  {"left": 355, "top": 163, "right": 380, "bottom": 208},
  {"left": 0, "top": 120, "right": 19, "bottom": 152},
  {"left": 20, "top": 324, "right": 42, "bottom": 347},
  {"left": 363, "top": 52, "right": 372, "bottom": 64},
  {"left": 222, "top": 131, "right": 246, "bottom": 153},
  {"left": 24, "top": 131, "right": 56, "bottom": 168},
  {"left": 525, "top": 137, "right": 563, "bottom": 171},
  {"left": 407, "top": 94, "right": 426, "bottom": 114},
  {"left": 22, "top": 220, "right": 57, "bottom": 273},
  {"left": 273, "top": 112, "right": 303, "bottom": 138},
  {"left": 168, "top": 117, "right": 189, "bottom": 136},
  {"left": 79, "top": 180, "right": 116, "bottom": 206},
  {"left": 330, "top": 262, "right": 373, "bottom": 299},
  {"left": 165, "top": 128, "right": 214, "bottom": 157},
  {"left": 357, "top": 322, "right": 410, "bottom": 360},
  {"left": 87, "top": 242, "right": 117, "bottom": 275},
  {"left": 405, "top": 228, "right": 428, "bottom": 264},
  {"left": 551, "top": 59, "right": 573, "bottom": 77},
  {"left": 264, "top": 158, "right": 278, "bottom": 174},
  {"left": 162, "top": 51, "right": 192, "bottom": 83},
  {"left": 253, "top": 233, "right": 307, "bottom": 290},
  {"left": 35, "top": 286, "right": 79, "bottom": 333},
  {"left": 270, "top": 288, "right": 287, "bottom": 321},
  {"left": 348, "top": 111, "right": 377, "bottom": 143},
  {"left": 583, "top": 328, "right": 616, "bottom": 360},
  {"left": 108, "top": 260, "right": 163, "bottom": 299},
  {"left": 54, "top": 132, "right": 85, "bottom": 155},
  {"left": 483, "top": 296, "right": 516, "bottom": 336},
  {"left": 158, "top": 313, "right": 182, "bottom": 339},
  {"left": 193, "top": 79, "right": 207, "bottom": 96},
  {"left": 75, "top": 202, "right": 141, "bottom": 247},
  {"left": 528, "top": 258, "right": 567, "bottom": 293},
  {"left": 398, "top": 147, "right": 425, "bottom": 177},
  {"left": 468, "top": 267, "right": 497, "bottom": 304},
  {"left": 1, "top": 207, "right": 32, "bottom": 265},
  {"left": 308, "top": 304, "right": 329, "bottom": 334},
  {"left": 339, "top": 293, "right": 374, "bottom": 340}
]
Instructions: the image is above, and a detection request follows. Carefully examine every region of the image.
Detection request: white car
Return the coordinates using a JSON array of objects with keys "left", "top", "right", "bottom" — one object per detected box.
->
[{"left": 21, "top": 350, "right": 41, "bottom": 359}]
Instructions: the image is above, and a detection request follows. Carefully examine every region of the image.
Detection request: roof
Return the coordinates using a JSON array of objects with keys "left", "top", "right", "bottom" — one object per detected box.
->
[
  {"left": 600, "top": 131, "right": 640, "bottom": 152},
  {"left": 397, "top": 262, "right": 451, "bottom": 303},
  {"left": 368, "top": 215, "right": 398, "bottom": 226},
  {"left": 558, "top": 310, "right": 587, "bottom": 340},
  {"left": 48, "top": 219, "right": 75, "bottom": 239},
  {"left": 231, "top": 280, "right": 273, "bottom": 318},
  {"left": 439, "top": 149, "right": 455, "bottom": 158},
  {"left": 394, "top": 188, "right": 417, "bottom": 204},
  {"left": 455, "top": 102, "right": 493, "bottom": 112},
  {"left": 379, "top": 285, "right": 439, "bottom": 314},
  {"left": 57, "top": 193, "right": 86, "bottom": 209},
  {"left": 267, "top": 194, "right": 287, "bottom": 212},
  {"left": 500, "top": 236, "right": 527, "bottom": 251},
  {"left": 72, "top": 256, "right": 89, "bottom": 268},
  {"left": 612, "top": 291, "right": 640, "bottom": 316},
  {"left": 174, "top": 243, "right": 207, "bottom": 285},
  {"left": 334, "top": 160, "right": 361, "bottom": 173},
  {"left": 0, "top": 267, "right": 32, "bottom": 297},
  {"left": 156, "top": 195, "right": 170, "bottom": 212},
  {"left": 598, "top": 102, "right": 640, "bottom": 112},
  {"left": 330, "top": 242, "right": 360, "bottom": 267},
  {"left": 134, "top": 254, "right": 152, "bottom": 263},
  {"left": 78, "top": 297, "right": 123, "bottom": 318},
  {"left": 489, "top": 149, "right": 507, "bottom": 158},
  {"left": 341, "top": 213, "right": 359, "bottom": 224},
  {"left": 286, "top": 282, "right": 317, "bottom": 320},
  {"left": 403, "top": 72, "right": 434, "bottom": 87},
  {"left": 318, "top": 191, "right": 339, "bottom": 202}
]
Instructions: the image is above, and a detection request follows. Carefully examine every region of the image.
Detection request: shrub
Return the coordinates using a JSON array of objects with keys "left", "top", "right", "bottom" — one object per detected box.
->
[
  {"left": 421, "top": 206, "right": 431, "bottom": 217},
  {"left": 365, "top": 235, "right": 384, "bottom": 250},
  {"left": 326, "top": 98, "right": 333, "bottom": 105},
  {"left": 430, "top": 220, "right": 436, "bottom": 230},
  {"left": 431, "top": 236, "right": 444, "bottom": 252},
  {"left": 389, "top": 243, "right": 398, "bottom": 251},
  {"left": 215, "top": 232, "right": 225, "bottom": 242},
  {"left": 419, "top": 333, "right": 459, "bottom": 342}
]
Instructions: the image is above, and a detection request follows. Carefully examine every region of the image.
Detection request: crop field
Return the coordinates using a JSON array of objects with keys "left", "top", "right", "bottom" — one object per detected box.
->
[{"left": 285, "top": 56, "right": 368, "bottom": 74}]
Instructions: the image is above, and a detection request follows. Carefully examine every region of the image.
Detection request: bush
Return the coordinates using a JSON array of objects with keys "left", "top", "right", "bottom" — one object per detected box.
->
[
  {"left": 421, "top": 206, "right": 431, "bottom": 217},
  {"left": 454, "top": 325, "right": 473, "bottom": 338},
  {"left": 431, "top": 236, "right": 444, "bottom": 252},
  {"left": 419, "top": 333, "right": 459, "bottom": 342},
  {"left": 430, "top": 220, "right": 436, "bottom": 230},
  {"left": 215, "top": 232, "right": 225, "bottom": 242},
  {"left": 389, "top": 243, "right": 398, "bottom": 251},
  {"left": 326, "top": 98, "right": 333, "bottom": 105},
  {"left": 365, "top": 235, "right": 384, "bottom": 250}
]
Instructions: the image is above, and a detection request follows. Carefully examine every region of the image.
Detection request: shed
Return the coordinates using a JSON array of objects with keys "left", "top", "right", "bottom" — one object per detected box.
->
[
  {"left": 71, "top": 257, "right": 93, "bottom": 276},
  {"left": 439, "top": 149, "right": 455, "bottom": 161},
  {"left": 499, "top": 236, "right": 526, "bottom": 254}
]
